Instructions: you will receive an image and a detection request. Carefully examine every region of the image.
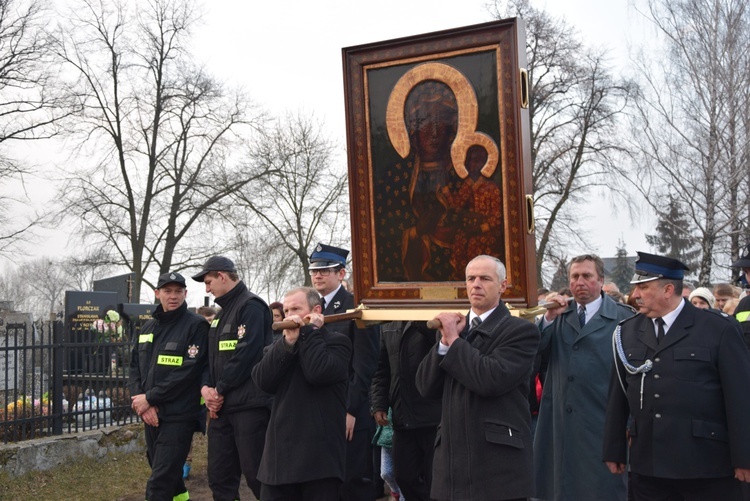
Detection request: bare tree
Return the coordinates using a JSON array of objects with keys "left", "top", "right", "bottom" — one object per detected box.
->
[
  {"left": 19, "top": 257, "right": 71, "bottom": 318},
  {"left": 0, "top": 263, "right": 32, "bottom": 311},
  {"left": 627, "top": 0, "right": 750, "bottom": 282},
  {"left": 52, "top": 0, "right": 269, "bottom": 300},
  {"left": 0, "top": 0, "right": 74, "bottom": 254},
  {"left": 230, "top": 216, "right": 304, "bottom": 303},
  {"left": 491, "top": 0, "right": 633, "bottom": 283},
  {"left": 232, "top": 112, "right": 349, "bottom": 286},
  {"left": 63, "top": 248, "right": 117, "bottom": 290}
]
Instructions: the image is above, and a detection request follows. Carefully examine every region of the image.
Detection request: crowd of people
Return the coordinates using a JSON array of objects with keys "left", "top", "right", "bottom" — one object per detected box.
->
[{"left": 125, "top": 243, "right": 750, "bottom": 501}]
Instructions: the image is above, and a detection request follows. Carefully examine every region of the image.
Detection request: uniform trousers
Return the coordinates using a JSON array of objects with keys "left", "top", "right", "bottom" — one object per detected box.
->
[
  {"left": 144, "top": 420, "right": 195, "bottom": 501},
  {"left": 392, "top": 426, "right": 437, "bottom": 501},
  {"left": 261, "top": 477, "right": 342, "bottom": 501},
  {"left": 629, "top": 472, "right": 744, "bottom": 501},
  {"left": 207, "top": 406, "right": 270, "bottom": 501},
  {"left": 340, "top": 427, "right": 375, "bottom": 501}
]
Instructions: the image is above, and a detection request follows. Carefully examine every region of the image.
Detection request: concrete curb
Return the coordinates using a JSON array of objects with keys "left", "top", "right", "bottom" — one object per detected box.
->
[{"left": 0, "top": 424, "right": 144, "bottom": 477}]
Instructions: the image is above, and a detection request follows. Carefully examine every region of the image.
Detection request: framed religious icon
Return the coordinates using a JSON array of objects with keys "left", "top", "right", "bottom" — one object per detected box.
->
[{"left": 343, "top": 18, "right": 537, "bottom": 308}]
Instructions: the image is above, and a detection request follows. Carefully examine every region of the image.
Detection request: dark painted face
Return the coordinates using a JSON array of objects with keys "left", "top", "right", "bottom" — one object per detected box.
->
[{"left": 406, "top": 81, "right": 458, "bottom": 162}]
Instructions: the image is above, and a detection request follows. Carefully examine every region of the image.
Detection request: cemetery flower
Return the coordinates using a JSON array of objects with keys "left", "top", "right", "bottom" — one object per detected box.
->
[{"left": 92, "top": 310, "right": 124, "bottom": 342}]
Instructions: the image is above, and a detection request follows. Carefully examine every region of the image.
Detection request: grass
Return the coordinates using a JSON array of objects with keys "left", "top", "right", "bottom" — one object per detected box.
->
[
  {"left": 0, "top": 433, "right": 211, "bottom": 501},
  {"left": 1, "top": 432, "right": 388, "bottom": 500}
]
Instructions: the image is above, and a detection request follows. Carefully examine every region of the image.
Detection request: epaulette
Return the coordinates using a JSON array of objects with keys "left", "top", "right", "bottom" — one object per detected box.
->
[
  {"left": 617, "top": 313, "right": 641, "bottom": 326},
  {"left": 616, "top": 302, "right": 637, "bottom": 314},
  {"left": 702, "top": 308, "right": 732, "bottom": 320}
]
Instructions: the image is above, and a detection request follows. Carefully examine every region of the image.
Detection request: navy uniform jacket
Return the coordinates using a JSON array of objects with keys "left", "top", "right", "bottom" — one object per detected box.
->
[
  {"left": 323, "top": 285, "right": 380, "bottom": 430},
  {"left": 733, "top": 294, "right": 750, "bottom": 350},
  {"left": 603, "top": 300, "right": 750, "bottom": 478},
  {"left": 129, "top": 302, "right": 208, "bottom": 423}
]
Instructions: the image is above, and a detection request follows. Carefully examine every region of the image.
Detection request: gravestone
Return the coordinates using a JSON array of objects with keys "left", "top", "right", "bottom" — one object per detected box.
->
[
  {"left": 93, "top": 273, "right": 135, "bottom": 305},
  {"left": 120, "top": 303, "right": 155, "bottom": 334},
  {"left": 64, "top": 291, "right": 118, "bottom": 374},
  {"left": 0, "top": 309, "right": 41, "bottom": 405}
]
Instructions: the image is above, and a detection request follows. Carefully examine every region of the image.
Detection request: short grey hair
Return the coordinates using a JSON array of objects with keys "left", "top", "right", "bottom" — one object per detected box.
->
[
  {"left": 466, "top": 255, "right": 507, "bottom": 281},
  {"left": 284, "top": 287, "right": 323, "bottom": 310}
]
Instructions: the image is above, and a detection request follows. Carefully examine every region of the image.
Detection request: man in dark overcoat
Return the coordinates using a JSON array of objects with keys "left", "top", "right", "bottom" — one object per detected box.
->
[
  {"left": 308, "top": 243, "right": 380, "bottom": 501},
  {"left": 253, "top": 287, "right": 352, "bottom": 500},
  {"left": 416, "top": 254, "right": 539, "bottom": 501},
  {"left": 603, "top": 251, "right": 750, "bottom": 500}
]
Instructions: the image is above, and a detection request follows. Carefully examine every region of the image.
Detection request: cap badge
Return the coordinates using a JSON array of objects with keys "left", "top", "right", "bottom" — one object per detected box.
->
[
  {"left": 316, "top": 244, "right": 323, "bottom": 252},
  {"left": 169, "top": 273, "right": 176, "bottom": 280}
]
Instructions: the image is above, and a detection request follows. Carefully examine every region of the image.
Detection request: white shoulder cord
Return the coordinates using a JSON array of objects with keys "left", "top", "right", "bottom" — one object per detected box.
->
[{"left": 612, "top": 325, "right": 653, "bottom": 409}]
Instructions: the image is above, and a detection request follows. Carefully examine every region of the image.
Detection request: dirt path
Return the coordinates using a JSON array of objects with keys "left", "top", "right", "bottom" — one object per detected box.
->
[
  {"left": 117, "top": 434, "right": 391, "bottom": 500},
  {"left": 118, "top": 465, "right": 256, "bottom": 501}
]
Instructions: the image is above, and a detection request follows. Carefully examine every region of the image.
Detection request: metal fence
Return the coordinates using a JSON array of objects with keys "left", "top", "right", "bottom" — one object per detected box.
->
[{"left": 0, "top": 320, "right": 141, "bottom": 444}]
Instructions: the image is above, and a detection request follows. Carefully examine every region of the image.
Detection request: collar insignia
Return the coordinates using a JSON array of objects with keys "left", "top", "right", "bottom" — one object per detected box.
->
[{"left": 333, "top": 301, "right": 341, "bottom": 309}]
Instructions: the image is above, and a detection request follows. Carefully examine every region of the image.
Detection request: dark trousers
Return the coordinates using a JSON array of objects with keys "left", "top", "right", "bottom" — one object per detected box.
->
[
  {"left": 340, "top": 427, "right": 375, "bottom": 501},
  {"left": 261, "top": 477, "right": 342, "bottom": 501},
  {"left": 207, "top": 407, "right": 270, "bottom": 501},
  {"left": 629, "top": 472, "right": 744, "bottom": 501},
  {"left": 144, "top": 420, "right": 195, "bottom": 501},
  {"left": 392, "top": 426, "right": 437, "bottom": 501}
]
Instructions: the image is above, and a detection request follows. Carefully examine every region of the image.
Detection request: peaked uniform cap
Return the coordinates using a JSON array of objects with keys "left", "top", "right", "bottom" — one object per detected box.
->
[
  {"left": 630, "top": 251, "right": 690, "bottom": 284},
  {"left": 731, "top": 244, "right": 750, "bottom": 268},
  {"left": 309, "top": 243, "right": 349, "bottom": 270},
  {"left": 157, "top": 272, "right": 187, "bottom": 288}
]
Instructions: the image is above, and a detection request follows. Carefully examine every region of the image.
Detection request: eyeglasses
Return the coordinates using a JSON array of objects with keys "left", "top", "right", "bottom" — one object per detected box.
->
[{"left": 309, "top": 268, "right": 335, "bottom": 276}]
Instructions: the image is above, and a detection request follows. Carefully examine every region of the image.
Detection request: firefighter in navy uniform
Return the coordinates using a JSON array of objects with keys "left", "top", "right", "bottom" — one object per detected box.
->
[
  {"left": 192, "top": 255, "right": 273, "bottom": 501},
  {"left": 603, "top": 252, "right": 750, "bottom": 500},
  {"left": 129, "top": 272, "right": 208, "bottom": 501},
  {"left": 308, "top": 243, "right": 380, "bottom": 501},
  {"left": 731, "top": 244, "right": 750, "bottom": 350}
]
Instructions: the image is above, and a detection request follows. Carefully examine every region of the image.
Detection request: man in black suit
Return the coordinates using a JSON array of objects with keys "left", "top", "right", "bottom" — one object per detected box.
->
[
  {"left": 416, "top": 254, "right": 539, "bottom": 501},
  {"left": 253, "top": 287, "right": 351, "bottom": 500},
  {"left": 603, "top": 251, "right": 750, "bottom": 500},
  {"left": 370, "top": 321, "right": 442, "bottom": 501},
  {"left": 308, "top": 243, "right": 380, "bottom": 501}
]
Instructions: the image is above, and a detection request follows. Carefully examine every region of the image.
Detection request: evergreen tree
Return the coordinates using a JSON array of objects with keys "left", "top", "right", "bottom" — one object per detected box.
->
[
  {"left": 645, "top": 195, "right": 700, "bottom": 274},
  {"left": 610, "top": 239, "right": 634, "bottom": 293}
]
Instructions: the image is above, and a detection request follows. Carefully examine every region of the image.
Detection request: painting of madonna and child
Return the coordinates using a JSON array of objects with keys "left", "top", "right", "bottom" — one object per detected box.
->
[{"left": 343, "top": 19, "right": 536, "bottom": 306}]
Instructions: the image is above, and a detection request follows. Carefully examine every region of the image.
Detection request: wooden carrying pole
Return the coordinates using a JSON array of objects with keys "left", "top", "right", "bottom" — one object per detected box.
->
[
  {"left": 272, "top": 310, "right": 363, "bottom": 331},
  {"left": 425, "top": 297, "right": 572, "bottom": 329}
]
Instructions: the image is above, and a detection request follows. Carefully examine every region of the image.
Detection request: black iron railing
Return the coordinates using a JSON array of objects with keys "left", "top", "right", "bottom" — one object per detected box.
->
[{"left": 1, "top": 320, "right": 143, "bottom": 443}]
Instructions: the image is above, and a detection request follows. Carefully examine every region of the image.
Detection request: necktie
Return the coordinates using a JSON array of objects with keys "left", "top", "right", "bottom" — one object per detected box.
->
[
  {"left": 578, "top": 304, "right": 586, "bottom": 328},
  {"left": 321, "top": 297, "right": 326, "bottom": 311},
  {"left": 655, "top": 317, "right": 665, "bottom": 344},
  {"left": 466, "top": 316, "right": 482, "bottom": 343},
  {"left": 470, "top": 316, "right": 482, "bottom": 330}
]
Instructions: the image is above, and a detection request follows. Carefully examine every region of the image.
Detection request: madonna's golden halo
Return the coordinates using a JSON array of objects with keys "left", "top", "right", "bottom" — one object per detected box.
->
[{"left": 385, "top": 62, "right": 499, "bottom": 179}]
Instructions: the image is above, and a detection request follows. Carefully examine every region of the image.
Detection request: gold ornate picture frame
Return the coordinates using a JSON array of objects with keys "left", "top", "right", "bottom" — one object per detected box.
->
[{"left": 343, "top": 18, "right": 537, "bottom": 308}]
